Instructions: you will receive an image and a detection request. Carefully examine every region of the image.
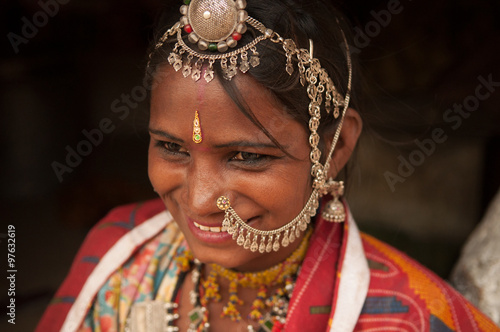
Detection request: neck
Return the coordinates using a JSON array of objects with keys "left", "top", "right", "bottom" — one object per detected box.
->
[
  {"left": 208, "top": 226, "right": 311, "bottom": 284},
  {"left": 177, "top": 228, "right": 312, "bottom": 330}
]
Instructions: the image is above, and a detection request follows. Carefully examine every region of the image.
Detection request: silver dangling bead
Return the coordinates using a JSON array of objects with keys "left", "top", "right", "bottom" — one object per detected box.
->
[{"left": 321, "top": 180, "right": 346, "bottom": 223}]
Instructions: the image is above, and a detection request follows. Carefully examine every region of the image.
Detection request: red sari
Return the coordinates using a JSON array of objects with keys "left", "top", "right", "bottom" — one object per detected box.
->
[{"left": 37, "top": 199, "right": 499, "bottom": 332}]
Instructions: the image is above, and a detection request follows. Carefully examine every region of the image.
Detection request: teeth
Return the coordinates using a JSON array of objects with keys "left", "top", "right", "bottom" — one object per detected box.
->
[{"left": 193, "top": 221, "right": 222, "bottom": 233}]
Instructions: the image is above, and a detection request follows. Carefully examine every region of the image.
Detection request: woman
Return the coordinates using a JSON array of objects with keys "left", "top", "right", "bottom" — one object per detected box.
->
[{"left": 37, "top": 0, "right": 499, "bottom": 331}]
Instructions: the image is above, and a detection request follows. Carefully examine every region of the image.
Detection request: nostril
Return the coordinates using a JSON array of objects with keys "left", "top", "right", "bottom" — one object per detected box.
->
[{"left": 247, "top": 216, "right": 258, "bottom": 223}]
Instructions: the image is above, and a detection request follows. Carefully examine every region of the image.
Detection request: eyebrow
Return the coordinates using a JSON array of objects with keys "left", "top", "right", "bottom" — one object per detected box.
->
[
  {"left": 148, "top": 128, "right": 184, "bottom": 143},
  {"left": 149, "top": 128, "right": 285, "bottom": 150},
  {"left": 213, "top": 141, "right": 283, "bottom": 150}
]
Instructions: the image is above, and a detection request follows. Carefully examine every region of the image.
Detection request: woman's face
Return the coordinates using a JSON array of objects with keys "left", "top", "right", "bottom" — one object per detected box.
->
[{"left": 148, "top": 66, "right": 312, "bottom": 271}]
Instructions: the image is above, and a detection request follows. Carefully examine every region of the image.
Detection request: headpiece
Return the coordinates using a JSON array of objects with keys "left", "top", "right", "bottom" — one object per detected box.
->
[{"left": 149, "top": 0, "right": 352, "bottom": 252}]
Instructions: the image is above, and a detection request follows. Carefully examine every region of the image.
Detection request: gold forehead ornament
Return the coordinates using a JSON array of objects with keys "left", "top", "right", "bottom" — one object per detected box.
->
[{"left": 193, "top": 110, "right": 202, "bottom": 143}]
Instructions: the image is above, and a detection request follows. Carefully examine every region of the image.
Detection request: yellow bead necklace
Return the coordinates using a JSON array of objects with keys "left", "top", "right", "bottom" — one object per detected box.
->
[{"left": 177, "top": 227, "right": 312, "bottom": 332}]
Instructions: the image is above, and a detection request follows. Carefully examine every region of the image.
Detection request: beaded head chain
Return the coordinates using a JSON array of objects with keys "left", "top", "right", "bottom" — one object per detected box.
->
[{"left": 148, "top": 0, "right": 353, "bottom": 252}]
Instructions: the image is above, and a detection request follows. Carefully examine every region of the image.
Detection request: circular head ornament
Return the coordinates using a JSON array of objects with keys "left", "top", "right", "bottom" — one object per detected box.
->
[{"left": 180, "top": 0, "right": 248, "bottom": 52}]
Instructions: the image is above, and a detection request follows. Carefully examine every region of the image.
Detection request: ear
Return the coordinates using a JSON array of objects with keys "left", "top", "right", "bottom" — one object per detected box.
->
[{"left": 325, "top": 108, "right": 363, "bottom": 178}]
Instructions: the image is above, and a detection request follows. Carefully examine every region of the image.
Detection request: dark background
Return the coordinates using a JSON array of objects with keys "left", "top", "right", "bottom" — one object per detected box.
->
[{"left": 1, "top": 0, "right": 499, "bottom": 330}]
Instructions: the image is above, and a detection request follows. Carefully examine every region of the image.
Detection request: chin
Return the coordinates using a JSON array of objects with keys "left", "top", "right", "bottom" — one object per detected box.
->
[
  {"left": 188, "top": 240, "right": 260, "bottom": 270},
  {"left": 196, "top": 251, "right": 239, "bottom": 267}
]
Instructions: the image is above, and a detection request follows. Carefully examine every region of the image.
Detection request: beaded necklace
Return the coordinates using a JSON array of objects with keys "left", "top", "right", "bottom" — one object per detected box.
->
[{"left": 167, "top": 228, "right": 312, "bottom": 332}]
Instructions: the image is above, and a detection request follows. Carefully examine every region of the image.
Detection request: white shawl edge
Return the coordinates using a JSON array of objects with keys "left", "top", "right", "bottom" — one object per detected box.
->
[
  {"left": 328, "top": 210, "right": 370, "bottom": 332},
  {"left": 60, "top": 210, "right": 173, "bottom": 332}
]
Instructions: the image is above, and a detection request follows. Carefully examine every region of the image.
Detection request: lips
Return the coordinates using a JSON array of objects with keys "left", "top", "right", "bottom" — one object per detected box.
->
[{"left": 186, "top": 216, "right": 231, "bottom": 243}]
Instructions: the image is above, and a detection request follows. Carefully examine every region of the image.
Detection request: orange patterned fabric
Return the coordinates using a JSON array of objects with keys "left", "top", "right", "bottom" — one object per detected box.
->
[
  {"left": 362, "top": 234, "right": 455, "bottom": 329},
  {"left": 466, "top": 301, "right": 500, "bottom": 332},
  {"left": 355, "top": 233, "right": 499, "bottom": 332}
]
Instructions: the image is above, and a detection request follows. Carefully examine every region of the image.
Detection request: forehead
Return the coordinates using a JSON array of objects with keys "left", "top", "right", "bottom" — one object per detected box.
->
[{"left": 150, "top": 66, "right": 305, "bottom": 144}]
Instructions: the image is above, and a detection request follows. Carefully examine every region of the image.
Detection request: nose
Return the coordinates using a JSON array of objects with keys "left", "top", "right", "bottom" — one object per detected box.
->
[{"left": 185, "top": 159, "right": 226, "bottom": 217}]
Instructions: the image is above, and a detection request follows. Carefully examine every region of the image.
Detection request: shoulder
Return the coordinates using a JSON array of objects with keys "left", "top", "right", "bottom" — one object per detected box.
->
[
  {"left": 95, "top": 198, "right": 167, "bottom": 230},
  {"left": 68, "top": 199, "right": 169, "bottom": 262},
  {"left": 36, "top": 199, "right": 174, "bottom": 332},
  {"left": 78, "top": 198, "right": 170, "bottom": 259},
  {"left": 356, "top": 233, "right": 499, "bottom": 332}
]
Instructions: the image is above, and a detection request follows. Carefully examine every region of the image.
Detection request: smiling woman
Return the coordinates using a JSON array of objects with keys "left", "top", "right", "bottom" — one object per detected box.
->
[
  {"left": 148, "top": 66, "right": 314, "bottom": 274},
  {"left": 36, "top": 0, "right": 499, "bottom": 332}
]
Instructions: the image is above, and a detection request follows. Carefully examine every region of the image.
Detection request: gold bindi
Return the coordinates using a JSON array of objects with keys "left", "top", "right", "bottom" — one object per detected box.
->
[{"left": 193, "top": 110, "right": 202, "bottom": 143}]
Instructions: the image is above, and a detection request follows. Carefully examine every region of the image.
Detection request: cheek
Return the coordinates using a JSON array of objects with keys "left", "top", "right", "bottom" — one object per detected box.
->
[
  {"left": 147, "top": 146, "right": 161, "bottom": 191},
  {"left": 246, "top": 163, "right": 311, "bottom": 210},
  {"left": 148, "top": 146, "right": 180, "bottom": 194}
]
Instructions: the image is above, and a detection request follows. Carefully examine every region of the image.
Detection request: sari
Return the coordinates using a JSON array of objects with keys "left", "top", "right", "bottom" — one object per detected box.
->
[{"left": 37, "top": 199, "right": 499, "bottom": 332}]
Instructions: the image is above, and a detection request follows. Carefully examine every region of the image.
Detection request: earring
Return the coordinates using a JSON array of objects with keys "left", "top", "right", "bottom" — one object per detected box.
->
[
  {"left": 193, "top": 110, "right": 202, "bottom": 143},
  {"left": 321, "top": 180, "right": 345, "bottom": 223}
]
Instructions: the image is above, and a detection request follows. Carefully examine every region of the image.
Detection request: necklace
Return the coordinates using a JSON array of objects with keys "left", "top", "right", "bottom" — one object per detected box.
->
[{"left": 166, "top": 228, "right": 312, "bottom": 332}]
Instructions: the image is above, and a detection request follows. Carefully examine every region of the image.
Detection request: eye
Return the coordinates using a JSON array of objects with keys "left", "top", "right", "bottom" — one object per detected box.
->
[
  {"left": 155, "top": 140, "right": 188, "bottom": 155},
  {"left": 165, "top": 141, "right": 186, "bottom": 152},
  {"left": 232, "top": 151, "right": 264, "bottom": 162}
]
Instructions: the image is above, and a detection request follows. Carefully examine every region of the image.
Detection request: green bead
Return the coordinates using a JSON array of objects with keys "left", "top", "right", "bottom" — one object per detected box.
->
[
  {"left": 189, "top": 311, "right": 199, "bottom": 322},
  {"left": 183, "top": 0, "right": 191, "bottom": 4},
  {"left": 194, "top": 134, "right": 201, "bottom": 141},
  {"left": 208, "top": 43, "right": 217, "bottom": 52},
  {"left": 263, "top": 320, "right": 274, "bottom": 329}
]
